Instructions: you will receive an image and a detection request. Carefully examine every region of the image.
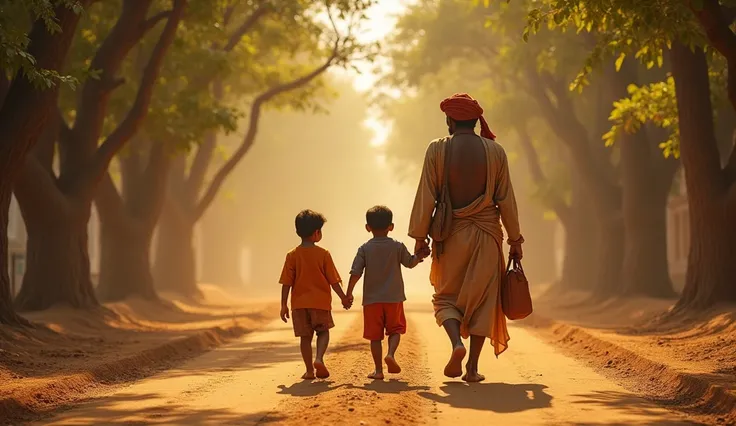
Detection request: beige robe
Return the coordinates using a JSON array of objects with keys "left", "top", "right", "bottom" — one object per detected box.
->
[{"left": 408, "top": 135, "right": 522, "bottom": 357}]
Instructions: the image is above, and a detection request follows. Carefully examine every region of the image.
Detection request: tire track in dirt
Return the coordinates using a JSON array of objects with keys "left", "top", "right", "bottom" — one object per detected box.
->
[{"left": 262, "top": 314, "right": 433, "bottom": 425}]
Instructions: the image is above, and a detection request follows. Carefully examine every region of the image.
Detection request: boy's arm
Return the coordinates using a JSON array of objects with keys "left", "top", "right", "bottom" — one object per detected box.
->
[
  {"left": 280, "top": 285, "right": 291, "bottom": 322},
  {"left": 400, "top": 242, "right": 423, "bottom": 269},
  {"left": 278, "top": 253, "right": 294, "bottom": 322},
  {"left": 331, "top": 282, "right": 350, "bottom": 310},
  {"left": 346, "top": 274, "right": 361, "bottom": 298}
]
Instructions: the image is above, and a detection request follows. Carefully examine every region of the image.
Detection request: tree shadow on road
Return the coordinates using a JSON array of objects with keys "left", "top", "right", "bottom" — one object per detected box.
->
[{"left": 419, "top": 381, "right": 553, "bottom": 413}]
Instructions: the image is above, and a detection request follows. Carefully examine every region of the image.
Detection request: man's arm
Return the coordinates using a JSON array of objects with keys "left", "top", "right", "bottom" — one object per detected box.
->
[
  {"left": 494, "top": 147, "right": 524, "bottom": 258},
  {"left": 408, "top": 141, "right": 439, "bottom": 241}
]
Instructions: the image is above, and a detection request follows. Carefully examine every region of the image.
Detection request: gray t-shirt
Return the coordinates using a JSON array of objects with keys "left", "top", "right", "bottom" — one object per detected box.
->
[{"left": 350, "top": 237, "right": 421, "bottom": 305}]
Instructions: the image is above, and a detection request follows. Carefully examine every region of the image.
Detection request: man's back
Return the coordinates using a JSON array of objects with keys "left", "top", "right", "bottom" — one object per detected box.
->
[{"left": 447, "top": 132, "right": 488, "bottom": 209}]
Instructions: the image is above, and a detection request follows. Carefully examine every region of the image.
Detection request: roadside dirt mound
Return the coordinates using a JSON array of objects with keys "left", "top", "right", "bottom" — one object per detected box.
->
[
  {"left": 0, "top": 286, "right": 276, "bottom": 424},
  {"left": 527, "top": 292, "right": 736, "bottom": 425}
]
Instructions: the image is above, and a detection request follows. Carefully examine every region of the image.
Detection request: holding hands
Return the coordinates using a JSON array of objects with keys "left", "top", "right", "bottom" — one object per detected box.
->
[
  {"left": 414, "top": 238, "right": 431, "bottom": 260},
  {"left": 342, "top": 293, "right": 354, "bottom": 310}
]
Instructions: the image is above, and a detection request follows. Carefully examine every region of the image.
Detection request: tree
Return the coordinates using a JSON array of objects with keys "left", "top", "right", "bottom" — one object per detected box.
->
[
  {"left": 0, "top": 1, "right": 92, "bottom": 324},
  {"left": 384, "top": 0, "right": 678, "bottom": 297},
  {"left": 523, "top": 0, "right": 736, "bottom": 309},
  {"left": 84, "top": 1, "right": 370, "bottom": 300},
  {"left": 12, "top": 0, "right": 187, "bottom": 311}
]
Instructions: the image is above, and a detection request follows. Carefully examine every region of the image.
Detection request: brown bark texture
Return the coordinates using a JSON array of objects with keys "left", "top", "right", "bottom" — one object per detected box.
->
[
  {"left": 671, "top": 43, "right": 736, "bottom": 310},
  {"left": 96, "top": 141, "right": 169, "bottom": 301},
  {"left": 13, "top": 0, "right": 186, "bottom": 311},
  {"left": 0, "top": 3, "right": 92, "bottom": 319}
]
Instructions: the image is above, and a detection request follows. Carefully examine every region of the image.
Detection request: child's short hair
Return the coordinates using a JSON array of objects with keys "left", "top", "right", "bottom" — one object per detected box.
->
[
  {"left": 366, "top": 205, "right": 393, "bottom": 230},
  {"left": 295, "top": 209, "right": 326, "bottom": 238}
]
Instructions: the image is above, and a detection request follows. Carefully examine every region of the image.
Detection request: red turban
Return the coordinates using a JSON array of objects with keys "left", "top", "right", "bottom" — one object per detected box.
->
[{"left": 440, "top": 93, "right": 496, "bottom": 140}]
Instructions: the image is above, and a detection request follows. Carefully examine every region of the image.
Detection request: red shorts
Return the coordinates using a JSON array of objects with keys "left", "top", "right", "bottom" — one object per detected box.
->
[{"left": 363, "top": 302, "right": 407, "bottom": 341}]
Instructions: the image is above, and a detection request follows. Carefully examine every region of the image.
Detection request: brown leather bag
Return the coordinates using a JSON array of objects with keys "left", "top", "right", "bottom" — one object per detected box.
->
[
  {"left": 501, "top": 258, "right": 533, "bottom": 320},
  {"left": 428, "top": 137, "right": 454, "bottom": 258}
]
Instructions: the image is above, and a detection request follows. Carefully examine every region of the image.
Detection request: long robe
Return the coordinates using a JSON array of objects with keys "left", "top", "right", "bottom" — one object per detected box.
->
[{"left": 408, "top": 135, "right": 522, "bottom": 356}]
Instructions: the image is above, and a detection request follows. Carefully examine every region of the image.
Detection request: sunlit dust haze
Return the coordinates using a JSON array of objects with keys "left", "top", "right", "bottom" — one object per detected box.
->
[{"left": 197, "top": 1, "right": 438, "bottom": 304}]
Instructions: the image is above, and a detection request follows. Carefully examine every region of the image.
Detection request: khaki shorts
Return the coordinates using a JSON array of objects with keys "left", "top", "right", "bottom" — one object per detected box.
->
[{"left": 292, "top": 308, "right": 334, "bottom": 337}]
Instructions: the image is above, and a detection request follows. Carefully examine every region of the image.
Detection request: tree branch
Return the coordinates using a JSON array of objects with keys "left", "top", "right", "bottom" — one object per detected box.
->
[
  {"left": 691, "top": 0, "right": 736, "bottom": 111},
  {"left": 138, "top": 9, "right": 173, "bottom": 38},
  {"left": 223, "top": 3, "right": 270, "bottom": 53},
  {"left": 515, "top": 122, "right": 571, "bottom": 224},
  {"left": 91, "top": 0, "right": 186, "bottom": 189},
  {"left": 525, "top": 69, "right": 621, "bottom": 208},
  {"left": 94, "top": 172, "right": 126, "bottom": 226},
  {"left": 192, "top": 51, "right": 338, "bottom": 220},
  {"left": 184, "top": 131, "right": 217, "bottom": 204},
  {"left": 133, "top": 141, "right": 171, "bottom": 228}
]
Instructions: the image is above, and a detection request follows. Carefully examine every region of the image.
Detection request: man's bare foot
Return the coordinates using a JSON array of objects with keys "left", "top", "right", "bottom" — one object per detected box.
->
[
  {"left": 302, "top": 371, "right": 316, "bottom": 380},
  {"left": 462, "top": 372, "right": 485, "bottom": 383},
  {"left": 314, "top": 360, "right": 330, "bottom": 379},
  {"left": 385, "top": 355, "right": 401, "bottom": 374},
  {"left": 444, "top": 345, "right": 466, "bottom": 378},
  {"left": 368, "top": 370, "right": 385, "bottom": 380}
]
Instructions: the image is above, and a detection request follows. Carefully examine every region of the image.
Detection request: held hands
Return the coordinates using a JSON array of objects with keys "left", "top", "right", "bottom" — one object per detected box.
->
[
  {"left": 280, "top": 304, "right": 290, "bottom": 323},
  {"left": 414, "top": 238, "right": 431, "bottom": 259},
  {"left": 342, "top": 293, "right": 354, "bottom": 310}
]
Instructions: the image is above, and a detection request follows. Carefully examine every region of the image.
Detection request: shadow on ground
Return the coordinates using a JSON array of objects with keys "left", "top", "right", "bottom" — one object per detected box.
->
[
  {"left": 31, "top": 392, "right": 281, "bottom": 425},
  {"left": 419, "top": 381, "right": 553, "bottom": 413}
]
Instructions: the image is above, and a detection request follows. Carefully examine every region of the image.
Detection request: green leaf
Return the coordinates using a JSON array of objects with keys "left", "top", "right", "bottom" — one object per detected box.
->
[{"left": 615, "top": 52, "right": 626, "bottom": 71}]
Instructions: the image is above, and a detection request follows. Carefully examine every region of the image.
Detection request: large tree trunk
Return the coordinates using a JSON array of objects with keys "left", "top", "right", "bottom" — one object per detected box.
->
[
  {"left": 200, "top": 207, "right": 244, "bottom": 288},
  {"left": 0, "top": 4, "right": 91, "bottom": 322},
  {"left": 97, "top": 219, "right": 157, "bottom": 302},
  {"left": 154, "top": 198, "right": 199, "bottom": 297},
  {"left": 14, "top": 207, "right": 97, "bottom": 311},
  {"left": 671, "top": 43, "right": 736, "bottom": 310},
  {"left": 559, "top": 175, "right": 598, "bottom": 291},
  {"left": 96, "top": 141, "right": 169, "bottom": 302},
  {"left": 620, "top": 130, "right": 677, "bottom": 297}
]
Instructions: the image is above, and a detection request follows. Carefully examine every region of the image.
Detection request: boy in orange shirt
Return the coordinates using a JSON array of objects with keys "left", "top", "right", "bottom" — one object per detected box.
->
[
  {"left": 346, "top": 206, "right": 429, "bottom": 380},
  {"left": 279, "top": 210, "right": 351, "bottom": 380}
]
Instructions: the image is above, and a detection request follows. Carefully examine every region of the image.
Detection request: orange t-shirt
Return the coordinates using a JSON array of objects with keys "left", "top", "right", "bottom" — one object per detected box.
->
[{"left": 279, "top": 245, "right": 342, "bottom": 311}]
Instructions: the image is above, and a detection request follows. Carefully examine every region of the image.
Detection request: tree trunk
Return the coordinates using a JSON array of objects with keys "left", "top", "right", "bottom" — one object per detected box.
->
[
  {"left": 154, "top": 198, "right": 199, "bottom": 297},
  {"left": 671, "top": 43, "right": 736, "bottom": 310},
  {"left": 559, "top": 177, "right": 598, "bottom": 291},
  {"left": 200, "top": 208, "right": 244, "bottom": 288},
  {"left": 620, "top": 130, "right": 677, "bottom": 297},
  {"left": 14, "top": 209, "right": 97, "bottom": 311},
  {"left": 97, "top": 219, "right": 157, "bottom": 302}
]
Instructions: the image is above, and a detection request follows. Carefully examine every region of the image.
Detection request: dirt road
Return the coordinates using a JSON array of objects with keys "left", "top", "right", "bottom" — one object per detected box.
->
[{"left": 34, "top": 306, "right": 699, "bottom": 425}]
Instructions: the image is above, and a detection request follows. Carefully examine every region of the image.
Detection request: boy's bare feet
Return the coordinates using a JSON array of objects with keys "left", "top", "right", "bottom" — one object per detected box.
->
[
  {"left": 302, "top": 371, "right": 316, "bottom": 380},
  {"left": 384, "top": 355, "right": 401, "bottom": 374},
  {"left": 368, "top": 370, "right": 384, "bottom": 380},
  {"left": 444, "top": 345, "right": 466, "bottom": 378},
  {"left": 314, "top": 360, "right": 330, "bottom": 379}
]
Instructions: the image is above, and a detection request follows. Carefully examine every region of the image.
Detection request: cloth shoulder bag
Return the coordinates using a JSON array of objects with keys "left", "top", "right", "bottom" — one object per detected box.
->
[
  {"left": 428, "top": 136, "right": 454, "bottom": 257},
  {"left": 501, "top": 258, "right": 533, "bottom": 320}
]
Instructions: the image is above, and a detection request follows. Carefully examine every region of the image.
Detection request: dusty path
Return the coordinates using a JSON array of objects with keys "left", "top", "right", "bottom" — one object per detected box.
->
[{"left": 33, "top": 306, "right": 700, "bottom": 425}]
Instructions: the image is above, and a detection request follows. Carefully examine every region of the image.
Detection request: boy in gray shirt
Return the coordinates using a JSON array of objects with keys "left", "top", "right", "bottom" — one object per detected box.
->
[{"left": 346, "top": 205, "right": 430, "bottom": 380}]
